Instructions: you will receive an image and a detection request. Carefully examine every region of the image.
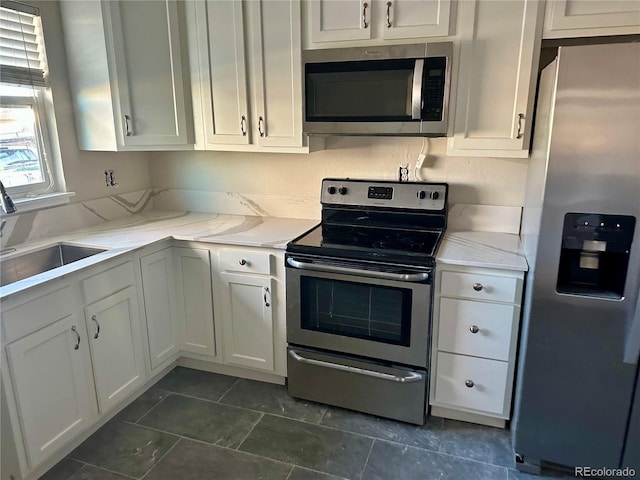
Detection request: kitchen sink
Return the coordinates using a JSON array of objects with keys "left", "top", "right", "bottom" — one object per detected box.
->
[{"left": 0, "top": 244, "right": 107, "bottom": 287}]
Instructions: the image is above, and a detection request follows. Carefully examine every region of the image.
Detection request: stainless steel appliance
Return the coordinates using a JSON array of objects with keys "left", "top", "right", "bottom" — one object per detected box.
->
[
  {"left": 513, "top": 42, "right": 640, "bottom": 473},
  {"left": 286, "top": 179, "right": 448, "bottom": 425},
  {"left": 303, "top": 43, "right": 452, "bottom": 136}
]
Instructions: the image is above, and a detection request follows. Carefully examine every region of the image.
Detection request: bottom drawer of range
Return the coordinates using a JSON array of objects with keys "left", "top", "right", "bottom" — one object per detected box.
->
[
  {"left": 434, "top": 352, "right": 509, "bottom": 415},
  {"left": 287, "top": 347, "right": 427, "bottom": 425}
]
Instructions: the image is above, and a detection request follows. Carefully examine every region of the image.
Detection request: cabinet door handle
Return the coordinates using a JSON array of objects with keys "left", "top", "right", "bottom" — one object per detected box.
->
[
  {"left": 123, "top": 114, "right": 133, "bottom": 137},
  {"left": 264, "top": 287, "right": 271, "bottom": 307},
  {"left": 258, "top": 116, "right": 265, "bottom": 137},
  {"left": 516, "top": 113, "right": 524, "bottom": 139},
  {"left": 465, "top": 379, "right": 475, "bottom": 388},
  {"left": 386, "top": 2, "right": 392, "bottom": 27},
  {"left": 362, "top": 2, "right": 369, "bottom": 28},
  {"left": 239, "top": 258, "right": 248, "bottom": 266},
  {"left": 472, "top": 283, "right": 483, "bottom": 292},
  {"left": 240, "top": 115, "right": 247, "bottom": 137},
  {"left": 469, "top": 325, "right": 480, "bottom": 334},
  {"left": 91, "top": 315, "right": 100, "bottom": 339},
  {"left": 71, "top": 326, "right": 81, "bottom": 350}
]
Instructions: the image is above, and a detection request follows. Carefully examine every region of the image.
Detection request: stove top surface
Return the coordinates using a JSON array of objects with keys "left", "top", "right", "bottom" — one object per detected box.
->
[{"left": 287, "top": 223, "right": 443, "bottom": 267}]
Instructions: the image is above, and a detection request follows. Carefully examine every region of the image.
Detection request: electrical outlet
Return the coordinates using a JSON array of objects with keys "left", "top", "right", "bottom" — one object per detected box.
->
[
  {"left": 398, "top": 164, "right": 409, "bottom": 182},
  {"left": 104, "top": 170, "right": 118, "bottom": 187}
]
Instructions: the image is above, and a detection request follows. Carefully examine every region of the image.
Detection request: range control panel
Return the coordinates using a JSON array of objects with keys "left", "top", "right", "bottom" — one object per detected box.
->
[{"left": 321, "top": 179, "right": 447, "bottom": 211}]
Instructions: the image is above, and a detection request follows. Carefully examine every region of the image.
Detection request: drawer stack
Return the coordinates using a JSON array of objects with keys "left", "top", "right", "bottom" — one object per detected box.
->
[{"left": 430, "top": 266, "right": 524, "bottom": 427}]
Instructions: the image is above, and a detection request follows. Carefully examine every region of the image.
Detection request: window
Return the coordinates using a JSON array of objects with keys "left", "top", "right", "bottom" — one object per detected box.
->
[{"left": 0, "top": 2, "right": 56, "bottom": 197}]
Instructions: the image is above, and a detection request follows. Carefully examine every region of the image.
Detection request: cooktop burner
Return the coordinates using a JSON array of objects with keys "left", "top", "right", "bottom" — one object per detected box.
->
[{"left": 287, "top": 179, "right": 448, "bottom": 267}]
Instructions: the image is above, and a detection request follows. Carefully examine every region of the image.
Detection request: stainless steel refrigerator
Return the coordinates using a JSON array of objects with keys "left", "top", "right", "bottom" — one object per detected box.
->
[{"left": 513, "top": 42, "right": 640, "bottom": 473}]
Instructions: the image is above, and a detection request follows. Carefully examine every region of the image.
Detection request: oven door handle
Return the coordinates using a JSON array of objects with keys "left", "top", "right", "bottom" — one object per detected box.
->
[
  {"left": 286, "top": 257, "right": 430, "bottom": 283},
  {"left": 289, "top": 350, "right": 424, "bottom": 383}
]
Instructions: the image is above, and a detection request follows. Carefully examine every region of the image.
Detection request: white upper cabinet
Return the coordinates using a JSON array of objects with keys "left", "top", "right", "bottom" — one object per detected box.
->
[
  {"left": 306, "top": 0, "right": 452, "bottom": 48},
  {"left": 447, "top": 0, "right": 544, "bottom": 158},
  {"left": 187, "top": 0, "right": 309, "bottom": 152},
  {"left": 60, "top": 0, "right": 193, "bottom": 151},
  {"left": 543, "top": 0, "right": 640, "bottom": 38}
]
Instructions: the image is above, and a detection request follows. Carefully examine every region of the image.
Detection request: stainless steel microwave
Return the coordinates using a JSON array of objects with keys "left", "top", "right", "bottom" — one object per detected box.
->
[{"left": 303, "top": 43, "right": 453, "bottom": 137}]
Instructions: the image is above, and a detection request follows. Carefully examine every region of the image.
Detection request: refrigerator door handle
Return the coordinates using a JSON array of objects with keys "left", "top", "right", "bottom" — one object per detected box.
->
[{"left": 623, "top": 290, "right": 640, "bottom": 364}]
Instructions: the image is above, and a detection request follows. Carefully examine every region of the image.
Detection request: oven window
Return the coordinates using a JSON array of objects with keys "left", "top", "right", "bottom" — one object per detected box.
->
[{"left": 300, "top": 276, "right": 412, "bottom": 346}]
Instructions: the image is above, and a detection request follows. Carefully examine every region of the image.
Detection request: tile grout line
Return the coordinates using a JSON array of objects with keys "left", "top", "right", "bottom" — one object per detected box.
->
[
  {"left": 235, "top": 412, "right": 265, "bottom": 451},
  {"left": 216, "top": 377, "right": 241, "bottom": 403},
  {"left": 357, "top": 438, "right": 376, "bottom": 480},
  {"left": 139, "top": 437, "right": 183, "bottom": 480},
  {"left": 65, "top": 458, "right": 139, "bottom": 480},
  {"left": 284, "top": 464, "right": 295, "bottom": 480},
  {"left": 130, "top": 389, "right": 173, "bottom": 424},
  {"left": 134, "top": 392, "right": 172, "bottom": 425},
  {"left": 316, "top": 407, "right": 328, "bottom": 425}
]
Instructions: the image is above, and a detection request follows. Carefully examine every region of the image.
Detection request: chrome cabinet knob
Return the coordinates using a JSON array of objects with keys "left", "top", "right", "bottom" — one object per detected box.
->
[
  {"left": 465, "top": 379, "right": 474, "bottom": 388},
  {"left": 239, "top": 259, "right": 247, "bottom": 266},
  {"left": 469, "top": 325, "right": 479, "bottom": 334},
  {"left": 472, "top": 283, "right": 483, "bottom": 291}
]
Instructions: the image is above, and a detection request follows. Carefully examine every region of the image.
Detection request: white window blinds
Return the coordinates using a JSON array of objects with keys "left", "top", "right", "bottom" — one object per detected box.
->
[{"left": 0, "top": 2, "right": 46, "bottom": 87}]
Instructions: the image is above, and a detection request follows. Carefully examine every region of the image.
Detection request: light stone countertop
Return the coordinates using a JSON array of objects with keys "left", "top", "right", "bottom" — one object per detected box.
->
[
  {"left": 436, "top": 231, "right": 528, "bottom": 272},
  {"left": 0, "top": 211, "right": 318, "bottom": 299}
]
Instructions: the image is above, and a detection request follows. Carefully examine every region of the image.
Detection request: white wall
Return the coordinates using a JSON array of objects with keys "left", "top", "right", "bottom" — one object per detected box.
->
[
  {"left": 151, "top": 136, "right": 528, "bottom": 207},
  {"left": 36, "top": 1, "right": 151, "bottom": 203}
]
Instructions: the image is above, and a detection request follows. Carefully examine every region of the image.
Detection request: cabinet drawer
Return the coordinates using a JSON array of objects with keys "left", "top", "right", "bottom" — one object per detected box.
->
[
  {"left": 220, "top": 249, "right": 272, "bottom": 275},
  {"left": 438, "top": 298, "right": 515, "bottom": 361},
  {"left": 81, "top": 260, "right": 135, "bottom": 304},
  {"left": 434, "top": 352, "right": 509, "bottom": 415},
  {"left": 440, "top": 271, "right": 519, "bottom": 303}
]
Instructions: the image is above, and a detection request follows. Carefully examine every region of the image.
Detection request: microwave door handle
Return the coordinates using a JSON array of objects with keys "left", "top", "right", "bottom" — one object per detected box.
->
[
  {"left": 411, "top": 59, "right": 424, "bottom": 120},
  {"left": 623, "top": 289, "right": 640, "bottom": 364}
]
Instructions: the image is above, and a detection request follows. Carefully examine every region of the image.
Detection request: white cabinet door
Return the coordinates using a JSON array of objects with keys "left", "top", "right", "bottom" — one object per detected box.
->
[
  {"left": 6, "top": 315, "right": 96, "bottom": 468},
  {"left": 139, "top": 248, "right": 179, "bottom": 370},
  {"left": 382, "top": 0, "right": 452, "bottom": 39},
  {"left": 174, "top": 247, "right": 217, "bottom": 358},
  {"left": 248, "top": 0, "right": 304, "bottom": 148},
  {"left": 189, "top": 0, "right": 250, "bottom": 146},
  {"left": 219, "top": 272, "right": 275, "bottom": 372},
  {"left": 85, "top": 287, "right": 145, "bottom": 413},
  {"left": 447, "top": 0, "right": 544, "bottom": 158},
  {"left": 107, "top": 0, "right": 191, "bottom": 147},
  {"left": 310, "top": 0, "right": 372, "bottom": 43},
  {"left": 543, "top": 0, "right": 640, "bottom": 38}
]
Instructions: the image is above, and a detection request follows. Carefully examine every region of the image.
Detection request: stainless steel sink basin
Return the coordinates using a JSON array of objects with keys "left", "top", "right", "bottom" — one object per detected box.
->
[{"left": 1, "top": 244, "right": 107, "bottom": 287}]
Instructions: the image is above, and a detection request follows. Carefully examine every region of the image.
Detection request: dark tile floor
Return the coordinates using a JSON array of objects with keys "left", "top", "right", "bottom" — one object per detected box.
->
[{"left": 41, "top": 367, "right": 575, "bottom": 480}]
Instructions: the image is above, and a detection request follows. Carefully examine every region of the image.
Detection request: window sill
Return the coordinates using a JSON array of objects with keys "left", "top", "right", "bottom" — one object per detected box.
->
[{"left": 12, "top": 192, "right": 76, "bottom": 213}]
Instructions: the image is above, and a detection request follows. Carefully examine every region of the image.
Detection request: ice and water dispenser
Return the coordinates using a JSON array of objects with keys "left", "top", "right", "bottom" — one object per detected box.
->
[{"left": 557, "top": 213, "right": 636, "bottom": 299}]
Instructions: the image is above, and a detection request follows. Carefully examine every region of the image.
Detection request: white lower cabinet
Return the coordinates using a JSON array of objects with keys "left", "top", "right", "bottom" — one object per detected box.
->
[
  {"left": 212, "top": 247, "right": 286, "bottom": 376},
  {"left": 139, "top": 247, "right": 179, "bottom": 370},
  {"left": 430, "top": 264, "right": 524, "bottom": 427},
  {"left": 174, "top": 247, "right": 217, "bottom": 358},
  {"left": 84, "top": 287, "right": 145, "bottom": 413},
  {"left": 1, "top": 257, "right": 146, "bottom": 477},
  {"left": 5, "top": 314, "right": 96, "bottom": 469}
]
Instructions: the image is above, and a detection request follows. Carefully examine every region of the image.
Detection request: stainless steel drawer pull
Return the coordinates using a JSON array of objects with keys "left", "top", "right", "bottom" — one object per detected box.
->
[
  {"left": 239, "top": 259, "right": 247, "bottom": 266},
  {"left": 92, "top": 315, "right": 100, "bottom": 339},
  {"left": 362, "top": 2, "right": 369, "bottom": 28},
  {"left": 386, "top": 2, "right": 392, "bottom": 27},
  {"left": 469, "top": 325, "right": 480, "bottom": 334},
  {"left": 289, "top": 349, "right": 423, "bottom": 383},
  {"left": 465, "top": 379, "right": 475, "bottom": 388},
  {"left": 472, "top": 283, "right": 483, "bottom": 291},
  {"left": 71, "top": 326, "right": 81, "bottom": 350}
]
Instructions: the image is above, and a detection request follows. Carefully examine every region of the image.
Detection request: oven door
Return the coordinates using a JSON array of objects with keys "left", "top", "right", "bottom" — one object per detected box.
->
[{"left": 285, "top": 254, "right": 432, "bottom": 368}]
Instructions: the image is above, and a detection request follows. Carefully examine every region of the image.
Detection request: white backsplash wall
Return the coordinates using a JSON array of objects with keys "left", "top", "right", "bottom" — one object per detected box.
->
[{"left": 151, "top": 136, "right": 528, "bottom": 219}]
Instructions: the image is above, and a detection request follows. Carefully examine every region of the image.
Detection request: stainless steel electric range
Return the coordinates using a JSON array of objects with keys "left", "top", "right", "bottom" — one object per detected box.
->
[{"left": 285, "top": 178, "right": 448, "bottom": 425}]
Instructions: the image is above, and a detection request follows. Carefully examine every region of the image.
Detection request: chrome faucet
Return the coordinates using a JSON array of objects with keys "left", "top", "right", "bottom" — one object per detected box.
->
[{"left": 0, "top": 180, "right": 17, "bottom": 214}]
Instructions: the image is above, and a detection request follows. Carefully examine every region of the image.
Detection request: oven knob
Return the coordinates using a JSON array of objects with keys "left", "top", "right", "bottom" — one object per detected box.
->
[
  {"left": 417, "top": 191, "right": 427, "bottom": 200},
  {"left": 431, "top": 191, "right": 440, "bottom": 200},
  {"left": 338, "top": 187, "right": 348, "bottom": 195},
  {"left": 327, "top": 186, "right": 336, "bottom": 195}
]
